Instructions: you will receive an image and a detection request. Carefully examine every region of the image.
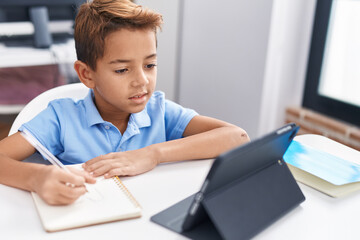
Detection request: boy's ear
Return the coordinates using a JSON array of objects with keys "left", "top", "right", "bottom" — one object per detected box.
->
[{"left": 74, "top": 60, "right": 95, "bottom": 89}]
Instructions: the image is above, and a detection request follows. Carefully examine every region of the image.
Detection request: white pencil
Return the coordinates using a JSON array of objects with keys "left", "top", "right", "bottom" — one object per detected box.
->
[
  {"left": 21, "top": 128, "right": 87, "bottom": 189},
  {"left": 21, "top": 128, "right": 70, "bottom": 171}
]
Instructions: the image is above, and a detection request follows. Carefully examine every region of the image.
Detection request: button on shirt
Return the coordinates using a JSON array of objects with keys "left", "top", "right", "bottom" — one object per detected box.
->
[{"left": 19, "top": 90, "right": 198, "bottom": 165}]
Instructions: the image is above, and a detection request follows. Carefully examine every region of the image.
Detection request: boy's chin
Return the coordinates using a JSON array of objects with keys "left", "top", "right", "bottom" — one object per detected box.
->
[{"left": 129, "top": 105, "right": 147, "bottom": 114}]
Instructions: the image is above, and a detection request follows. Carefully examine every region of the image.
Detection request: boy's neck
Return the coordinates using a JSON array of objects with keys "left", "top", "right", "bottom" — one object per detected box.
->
[
  {"left": 91, "top": 91, "right": 131, "bottom": 134},
  {"left": 94, "top": 103, "right": 131, "bottom": 135},
  {"left": 101, "top": 113, "right": 130, "bottom": 135}
]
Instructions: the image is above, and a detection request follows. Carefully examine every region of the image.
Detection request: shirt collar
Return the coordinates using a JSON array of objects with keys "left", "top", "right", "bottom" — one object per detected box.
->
[
  {"left": 84, "top": 89, "right": 105, "bottom": 127},
  {"left": 130, "top": 107, "right": 151, "bottom": 129},
  {"left": 121, "top": 107, "right": 151, "bottom": 143},
  {"left": 83, "top": 89, "right": 151, "bottom": 129}
]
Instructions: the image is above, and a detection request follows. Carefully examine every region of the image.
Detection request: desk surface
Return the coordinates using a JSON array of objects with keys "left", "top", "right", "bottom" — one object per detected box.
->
[{"left": 1, "top": 136, "right": 360, "bottom": 240}]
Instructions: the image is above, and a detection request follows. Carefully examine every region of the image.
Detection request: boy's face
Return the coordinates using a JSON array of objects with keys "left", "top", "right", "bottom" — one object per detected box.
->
[{"left": 90, "top": 28, "right": 157, "bottom": 116}]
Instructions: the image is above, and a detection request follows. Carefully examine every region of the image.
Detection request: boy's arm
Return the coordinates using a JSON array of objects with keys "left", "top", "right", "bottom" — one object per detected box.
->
[
  {"left": 0, "top": 132, "right": 39, "bottom": 191},
  {"left": 83, "top": 115, "right": 250, "bottom": 177},
  {"left": 0, "top": 132, "right": 95, "bottom": 205},
  {"left": 156, "top": 115, "right": 250, "bottom": 163}
]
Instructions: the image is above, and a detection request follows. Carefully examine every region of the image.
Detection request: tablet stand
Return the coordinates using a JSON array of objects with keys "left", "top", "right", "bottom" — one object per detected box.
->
[
  {"left": 151, "top": 124, "right": 304, "bottom": 240},
  {"left": 184, "top": 159, "right": 305, "bottom": 240}
]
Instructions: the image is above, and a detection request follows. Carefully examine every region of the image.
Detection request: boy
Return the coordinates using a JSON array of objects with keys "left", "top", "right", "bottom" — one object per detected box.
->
[{"left": 0, "top": 0, "right": 250, "bottom": 205}]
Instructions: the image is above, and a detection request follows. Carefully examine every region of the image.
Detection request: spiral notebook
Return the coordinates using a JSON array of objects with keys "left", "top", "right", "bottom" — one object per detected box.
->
[{"left": 31, "top": 166, "right": 142, "bottom": 232}]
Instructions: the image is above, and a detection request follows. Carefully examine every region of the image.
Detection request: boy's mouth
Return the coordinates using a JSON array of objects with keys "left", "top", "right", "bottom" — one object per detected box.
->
[
  {"left": 129, "top": 92, "right": 148, "bottom": 103},
  {"left": 129, "top": 92, "right": 147, "bottom": 98}
]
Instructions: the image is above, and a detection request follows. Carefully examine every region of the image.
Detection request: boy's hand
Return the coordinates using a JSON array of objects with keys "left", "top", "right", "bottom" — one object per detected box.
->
[
  {"left": 32, "top": 165, "right": 96, "bottom": 205},
  {"left": 82, "top": 148, "right": 158, "bottom": 178}
]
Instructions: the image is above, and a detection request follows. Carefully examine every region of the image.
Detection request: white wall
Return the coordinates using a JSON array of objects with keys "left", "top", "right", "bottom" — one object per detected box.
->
[
  {"left": 137, "top": 0, "right": 180, "bottom": 101},
  {"left": 142, "top": 0, "right": 317, "bottom": 139},
  {"left": 178, "top": 0, "right": 274, "bottom": 138},
  {"left": 258, "top": 0, "right": 317, "bottom": 136}
]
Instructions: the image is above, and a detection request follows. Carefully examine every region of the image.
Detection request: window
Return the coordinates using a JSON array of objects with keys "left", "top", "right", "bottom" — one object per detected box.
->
[{"left": 303, "top": 0, "right": 360, "bottom": 126}]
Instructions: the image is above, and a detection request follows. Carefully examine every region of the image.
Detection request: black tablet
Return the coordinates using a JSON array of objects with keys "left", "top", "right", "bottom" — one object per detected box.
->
[{"left": 151, "top": 123, "right": 305, "bottom": 240}]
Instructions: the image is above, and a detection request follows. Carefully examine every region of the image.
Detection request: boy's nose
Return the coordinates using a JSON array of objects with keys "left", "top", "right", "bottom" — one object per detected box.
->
[{"left": 132, "top": 69, "right": 149, "bottom": 87}]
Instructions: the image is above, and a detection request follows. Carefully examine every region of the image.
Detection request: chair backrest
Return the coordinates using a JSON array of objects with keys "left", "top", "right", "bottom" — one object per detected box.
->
[{"left": 9, "top": 83, "right": 89, "bottom": 136}]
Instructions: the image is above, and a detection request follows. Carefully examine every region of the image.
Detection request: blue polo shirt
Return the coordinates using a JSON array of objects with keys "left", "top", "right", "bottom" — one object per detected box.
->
[{"left": 19, "top": 90, "right": 198, "bottom": 165}]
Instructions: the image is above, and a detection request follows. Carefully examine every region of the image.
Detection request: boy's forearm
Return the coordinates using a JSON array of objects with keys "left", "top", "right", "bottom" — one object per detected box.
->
[
  {"left": 0, "top": 154, "right": 43, "bottom": 192},
  {"left": 151, "top": 126, "right": 250, "bottom": 164}
]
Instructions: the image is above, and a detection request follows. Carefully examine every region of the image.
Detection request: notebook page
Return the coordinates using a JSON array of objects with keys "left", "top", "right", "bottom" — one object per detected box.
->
[{"left": 32, "top": 175, "right": 141, "bottom": 232}]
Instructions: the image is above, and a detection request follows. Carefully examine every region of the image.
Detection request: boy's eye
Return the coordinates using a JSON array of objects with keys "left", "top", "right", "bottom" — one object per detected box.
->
[
  {"left": 145, "top": 64, "right": 157, "bottom": 69},
  {"left": 115, "top": 68, "right": 128, "bottom": 74}
]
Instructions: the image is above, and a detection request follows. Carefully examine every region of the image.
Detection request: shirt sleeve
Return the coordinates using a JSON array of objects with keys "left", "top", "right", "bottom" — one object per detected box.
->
[
  {"left": 164, "top": 99, "right": 198, "bottom": 141},
  {"left": 18, "top": 101, "right": 64, "bottom": 157}
]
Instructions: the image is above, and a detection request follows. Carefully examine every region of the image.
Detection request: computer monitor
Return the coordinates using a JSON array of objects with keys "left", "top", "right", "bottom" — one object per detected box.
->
[{"left": 0, "top": 0, "right": 84, "bottom": 48}]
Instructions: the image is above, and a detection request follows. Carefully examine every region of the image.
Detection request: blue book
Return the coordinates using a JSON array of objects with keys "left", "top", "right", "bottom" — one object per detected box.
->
[{"left": 284, "top": 139, "right": 360, "bottom": 197}]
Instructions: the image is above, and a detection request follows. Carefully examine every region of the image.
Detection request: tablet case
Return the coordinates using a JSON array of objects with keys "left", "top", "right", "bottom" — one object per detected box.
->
[
  {"left": 202, "top": 159, "right": 304, "bottom": 240},
  {"left": 151, "top": 123, "right": 305, "bottom": 240}
]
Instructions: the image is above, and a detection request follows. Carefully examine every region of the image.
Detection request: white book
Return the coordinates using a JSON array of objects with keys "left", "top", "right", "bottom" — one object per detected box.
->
[
  {"left": 31, "top": 165, "right": 141, "bottom": 232},
  {"left": 286, "top": 164, "right": 360, "bottom": 198},
  {"left": 284, "top": 135, "right": 360, "bottom": 198}
]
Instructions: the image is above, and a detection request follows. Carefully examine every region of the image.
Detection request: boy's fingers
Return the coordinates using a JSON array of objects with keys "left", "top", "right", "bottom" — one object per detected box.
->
[
  {"left": 91, "top": 160, "right": 126, "bottom": 177},
  {"left": 105, "top": 167, "right": 130, "bottom": 178},
  {"left": 84, "top": 154, "right": 108, "bottom": 166},
  {"left": 83, "top": 153, "right": 116, "bottom": 168},
  {"left": 46, "top": 195, "right": 72, "bottom": 206},
  {"left": 59, "top": 184, "right": 87, "bottom": 199},
  {"left": 58, "top": 170, "right": 86, "bottom": 187},
  {"left": 55, "top": 192, "right": 83, "bottom": 205},
  {"left": 83, "top": 160, "right": 110, "bottom": 173},
  {"left": 84, "top": 173, "right": 97, "bottom": 183},
  {"left": 69, "top": 167, "right": 96, "bottom": 183},
  {"left": 90, "top": 164, "right": 112, "bottom": 177},
  {"left": 68, "top": 167, "right": 96, "bottom": 184},
  {"left": 44, "top": 184, "right": 86, "bottom": 205}
]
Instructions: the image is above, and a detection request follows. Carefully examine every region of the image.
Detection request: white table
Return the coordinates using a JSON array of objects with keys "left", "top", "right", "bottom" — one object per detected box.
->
[
  {"left": 0, "top": 160, "right": 211, "bottom": 240},
  {"left": 1, "top": 135, "right": 360, "bottom": 240}
]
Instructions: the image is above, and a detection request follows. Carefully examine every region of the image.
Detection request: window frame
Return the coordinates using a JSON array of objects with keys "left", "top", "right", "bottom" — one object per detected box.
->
[{"left": 302, "top": 0, "right": 360, "bottom": 126}]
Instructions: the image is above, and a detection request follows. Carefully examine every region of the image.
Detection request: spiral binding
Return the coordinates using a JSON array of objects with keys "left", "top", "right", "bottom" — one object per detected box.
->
[{"left": 113, "top": 176, "right": 141, "bottom": 208}]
